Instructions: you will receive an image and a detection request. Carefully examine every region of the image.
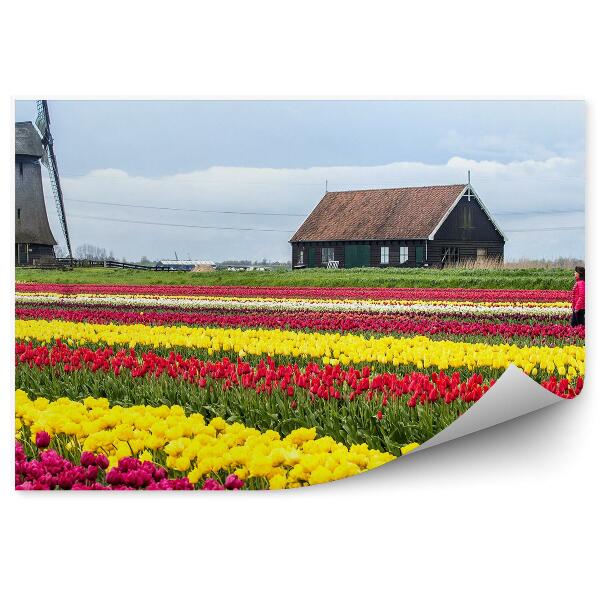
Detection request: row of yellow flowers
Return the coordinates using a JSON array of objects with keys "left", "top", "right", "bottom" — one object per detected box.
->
[
  {"left": 15, "top": 390, "right": 404, "bottom": 489},
  {"left": 15, "top": 291, "right": 571, "bottom": 308},
  {"left": 16, "top": 318, "right": 585, "bottom": 377}
]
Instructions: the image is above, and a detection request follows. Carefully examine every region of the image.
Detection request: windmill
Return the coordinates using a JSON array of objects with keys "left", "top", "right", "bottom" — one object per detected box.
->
[
  {"left": 35, "top": 100, "right": 73, "bottom": 262},
  {"left": 15, "top": 101, "right": 72, "bottom": 266}
]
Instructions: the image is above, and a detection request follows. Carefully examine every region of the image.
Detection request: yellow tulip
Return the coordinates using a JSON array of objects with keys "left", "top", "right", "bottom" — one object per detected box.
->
[{"left": 15, "top": 390, "right": 395, "bottom": 489}]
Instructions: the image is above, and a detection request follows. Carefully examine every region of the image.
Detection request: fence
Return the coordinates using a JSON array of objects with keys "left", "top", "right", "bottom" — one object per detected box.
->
[{"left": 53, "top": 258, "right": 168, "bottom": 270}]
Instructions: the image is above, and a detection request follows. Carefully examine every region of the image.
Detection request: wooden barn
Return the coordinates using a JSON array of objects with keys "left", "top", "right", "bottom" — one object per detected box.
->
[{"left": 290, "top": 183, "right": 506, "bottom": 268}]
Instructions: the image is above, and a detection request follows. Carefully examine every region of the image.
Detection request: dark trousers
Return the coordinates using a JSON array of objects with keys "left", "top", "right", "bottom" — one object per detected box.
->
[{"left": 571, "top": 309, "right": 585, "bottom": 327}]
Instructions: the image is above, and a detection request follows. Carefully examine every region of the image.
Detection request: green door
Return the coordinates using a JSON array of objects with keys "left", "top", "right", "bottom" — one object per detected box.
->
[
  {"left": 308, "top": 247, "right": 316, "bottom": 268},
  {"left": 345, "top": 244, "right": 370, "bottom": 268},
  {"left": 415, "top": 245, "right": 424, "bottom": 265}
]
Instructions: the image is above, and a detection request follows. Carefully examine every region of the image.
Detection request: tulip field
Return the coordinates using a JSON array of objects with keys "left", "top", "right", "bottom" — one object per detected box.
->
[{"left": 14, "top": 278, "right": 584, "bottom": 490}]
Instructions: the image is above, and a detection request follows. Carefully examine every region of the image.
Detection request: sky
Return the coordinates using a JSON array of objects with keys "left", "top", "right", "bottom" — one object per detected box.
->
[{"left": 15, "top": 100, "right": 585, "bottom": 262}]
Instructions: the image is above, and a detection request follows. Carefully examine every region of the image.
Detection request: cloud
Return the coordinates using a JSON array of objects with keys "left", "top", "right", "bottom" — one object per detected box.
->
[
  {"left": 437, "top": 130, "right": 583, "bottom": 161},
  {"left": 42, "top": 155, "right": 585, "bottom": 262}
]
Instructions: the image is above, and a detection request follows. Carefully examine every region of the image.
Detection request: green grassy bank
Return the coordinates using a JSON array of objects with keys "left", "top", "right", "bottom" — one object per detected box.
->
[{"left": 15, "top": 266, "right": 573, "bottom": 290}]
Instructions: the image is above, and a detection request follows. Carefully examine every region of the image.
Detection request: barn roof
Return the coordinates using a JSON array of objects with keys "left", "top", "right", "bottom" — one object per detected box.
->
[
  {"left": 15, "top": 122, "right": 44, "bottom": 158},
  {"left": 290, "top": 184, "right": 468, "bottom": 242}
]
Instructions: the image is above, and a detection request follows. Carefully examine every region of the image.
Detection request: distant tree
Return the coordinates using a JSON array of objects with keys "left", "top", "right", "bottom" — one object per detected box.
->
[{"left": 76, "top": 244, "right": 108, "bottom": 260}]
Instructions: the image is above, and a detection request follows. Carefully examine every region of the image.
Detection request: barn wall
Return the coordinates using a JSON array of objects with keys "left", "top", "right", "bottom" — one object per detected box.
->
[
  {"left": 292, "top": 238, "right": 505, "bottom": 268},
  {"left": 368, "top": 240, "right": 426, "bottom": 268},
  {"left": 427, "top": 240, "right": 504, "bottom": 265},
  {"left": 291, "top": 240, "right": 430, "bottom": 268},
  {"left": 292, "top": 242, "right": 346, "bottom": 267},
  {"left": 291, "top": 244, "right": 300, "bottom": 266}
]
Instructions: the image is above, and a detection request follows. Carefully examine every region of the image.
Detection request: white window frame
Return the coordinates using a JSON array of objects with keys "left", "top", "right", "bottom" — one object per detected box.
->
[
  {"left": 298, "top": 248, "right": 304, "bottom": 264},
  {"left": 477, "top": 248, "right": 487, "bottom": 258},
  {"left": 399, "top": 246, "right": 408, "bottom": 264},
  {"left": 380, "top": 246, "right": 389, "bottom": 265},
  {"left": 321, "top": 247, "right": 335, "bottom": 264}
]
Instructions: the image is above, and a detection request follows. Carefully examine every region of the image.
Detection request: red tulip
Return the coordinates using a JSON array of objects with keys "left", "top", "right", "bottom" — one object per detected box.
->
[{"left": 15, "top": 340, "right": 581, "bottom": 404}]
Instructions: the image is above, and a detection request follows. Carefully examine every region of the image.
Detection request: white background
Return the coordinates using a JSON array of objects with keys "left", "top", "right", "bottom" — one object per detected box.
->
[{"left": 1, "top": 1, "right": 597, "bottom": 598}]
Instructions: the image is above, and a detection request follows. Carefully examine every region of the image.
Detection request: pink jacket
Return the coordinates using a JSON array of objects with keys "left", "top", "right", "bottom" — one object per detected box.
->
[{"left": 572, "top": 280, "right": 585, "bottom": 311}]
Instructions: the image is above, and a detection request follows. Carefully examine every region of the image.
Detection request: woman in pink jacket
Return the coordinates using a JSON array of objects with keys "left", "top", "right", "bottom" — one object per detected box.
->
[{"left": 571, "top": 266, "right": 585, "bottom": 327}]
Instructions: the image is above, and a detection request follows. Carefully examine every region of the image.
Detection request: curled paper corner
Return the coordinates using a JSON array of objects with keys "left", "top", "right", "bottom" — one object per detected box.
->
[{"left": 414, "top": 364, "right": 564, "bottom": 453}]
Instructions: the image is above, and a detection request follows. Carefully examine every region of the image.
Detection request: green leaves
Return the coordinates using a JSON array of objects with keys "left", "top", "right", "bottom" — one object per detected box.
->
[
  {"left": 15, "top": 364, "right": 473, "bottom": 457},
  {"left": 15, "top": 265, "right": 574, "bottom": 291}
]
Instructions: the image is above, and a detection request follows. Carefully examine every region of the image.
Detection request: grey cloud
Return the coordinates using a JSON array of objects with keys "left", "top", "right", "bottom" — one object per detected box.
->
[{"left": 437, "top": 130, "right": 570, "bottom": 162}]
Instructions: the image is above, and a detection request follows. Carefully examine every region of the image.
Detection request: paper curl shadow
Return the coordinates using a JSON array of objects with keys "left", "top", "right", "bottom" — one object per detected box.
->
[{"left": 415, "top": 364, "right": 564, "bottom": 453}]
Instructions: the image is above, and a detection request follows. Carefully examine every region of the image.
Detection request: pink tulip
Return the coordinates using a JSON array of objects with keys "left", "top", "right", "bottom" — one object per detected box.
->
[
  {"left": 224, "top": 474, "right": 245, "bottom": 490},
  {"left": 16, "top": 282, "right": 570, "bottom": 303},
  {"left": 202, "top": 478, "right": 225, "bottom": 491},
  {"left": 35, "top": 431, "right": 51, "bottom": 449}
]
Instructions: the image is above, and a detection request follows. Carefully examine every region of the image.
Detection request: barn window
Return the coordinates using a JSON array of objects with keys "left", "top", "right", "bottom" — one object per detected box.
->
[
  {"left": 477, "top": 248, "right": 487, "bottom": 258},
  {"left": 380, "top": 246, "right": 389, "bottom": 265},
  {"left": 461, "top": 204, "right": 473, "bottom": 228},
  {"left": 399, "top": 246, "right": 408, "bottom": 264},
  {"left": 460, "top": 204, "right": 474, "bottom": 240},
  {"left": 441, "top": 246, "right": 460, "bottom": 265},
  {"left": 298, "top": 248, "right": 304, "bottom": 264},
  {"left": 321, "top": 247, "right": 335, "bottom": 264}
]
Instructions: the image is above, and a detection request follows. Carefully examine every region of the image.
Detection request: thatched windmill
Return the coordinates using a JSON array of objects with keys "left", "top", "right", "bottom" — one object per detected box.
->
[{"left": 15, "top": 101, "right": 72, "bottom": 265}]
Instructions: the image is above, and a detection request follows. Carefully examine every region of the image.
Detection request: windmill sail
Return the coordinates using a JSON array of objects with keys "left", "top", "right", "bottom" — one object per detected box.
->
[
  {"left": 35, "top": 110, "right": 48, "bottom": 140},
  {"left": 36, "top": 100, "right": 72, "bottom": 260}
]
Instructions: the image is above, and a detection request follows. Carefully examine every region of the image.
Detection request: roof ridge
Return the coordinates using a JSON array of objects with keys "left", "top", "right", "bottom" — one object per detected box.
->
[{"left": 326, "top": 183, "right": 466, "bottom": 194}]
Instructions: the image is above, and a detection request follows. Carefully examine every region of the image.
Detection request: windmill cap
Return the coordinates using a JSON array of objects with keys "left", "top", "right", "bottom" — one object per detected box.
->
[{"left": 15, "top": 122, "right": 44, "bottom": 158}]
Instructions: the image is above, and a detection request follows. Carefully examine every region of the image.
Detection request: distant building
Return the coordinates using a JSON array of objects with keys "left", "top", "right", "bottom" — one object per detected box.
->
[
  {"left": 290, "top": 183, "right": 506, "bottom": 268},
  {"left": 216, "top": 262, "right": 273, "bottom": 271},
  {"left": 15, "top": 122, "right": 57, "bottom": 265},
  {"left": 156, "top": 260, "right": 215, "bottom": 271}
]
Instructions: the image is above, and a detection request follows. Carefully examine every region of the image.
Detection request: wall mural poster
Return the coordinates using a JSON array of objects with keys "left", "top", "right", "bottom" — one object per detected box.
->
[{"left": 14, "top": 99, "right": 585, "bottom": 491}]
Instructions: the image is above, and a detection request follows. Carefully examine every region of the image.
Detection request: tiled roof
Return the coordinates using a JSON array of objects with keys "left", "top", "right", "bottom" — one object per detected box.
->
[{"left": 290, "top": 184, "right": 466, "bottom": 242}]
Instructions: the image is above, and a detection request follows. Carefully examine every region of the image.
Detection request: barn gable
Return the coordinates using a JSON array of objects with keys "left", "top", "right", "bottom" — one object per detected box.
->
[{"left": 431, "top": 185, "right": 506, "bottom": 243}]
